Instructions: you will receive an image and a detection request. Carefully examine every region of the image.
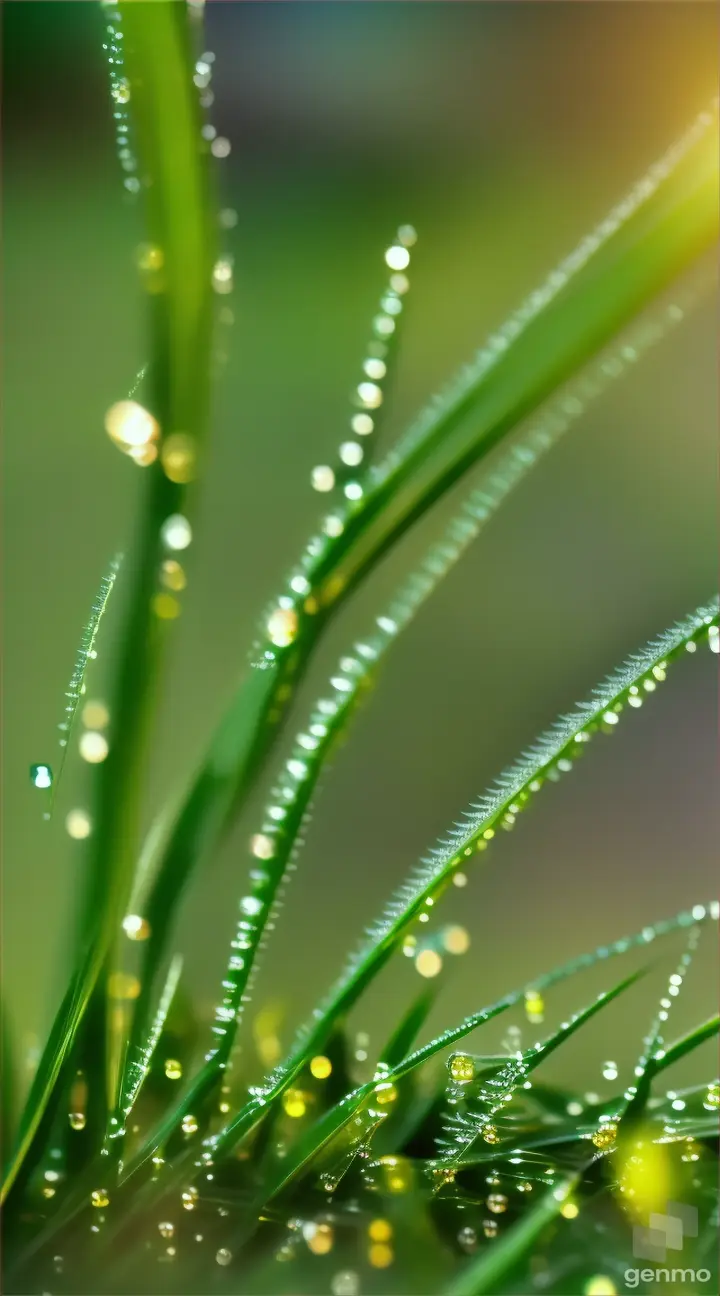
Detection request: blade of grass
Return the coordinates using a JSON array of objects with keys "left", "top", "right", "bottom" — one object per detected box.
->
[
  {"left": 652, "top": 1016, "right": 720, "bottom": 1077},
  {"left": 50, "top": 554, "right": 122, "bottom": 817},
  {"left": 443, "top": 1173, "right": 582, "bottom": 1296},
  {"left": 1, "top": 0, "right": 215, "bottom": 1204},
  {"left": 379, "top": 986, "right": 439, "bottom": 1071}
]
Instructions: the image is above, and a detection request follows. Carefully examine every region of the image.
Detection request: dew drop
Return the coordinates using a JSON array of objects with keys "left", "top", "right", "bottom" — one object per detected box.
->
[
  {"left": 310, "top": 1055, "right": 332, "bottom": 1080},
  {"left": 331, "top": 1272, "right": 360, "bottom": 1296},
  {"left": 448, "top": 1053, "right": 475, "bottom": 1084},
  {"left": 158, "top": 1221, "right": 174, "bottom": 1238},
  {"left": 215, "top": 1248, "right": 232, "bottom": 1266},
  {"left": 30, "top": 764, "right": 53, "bottom": 790},
  {"left": 160, "top": 515, "right": 192, "bottom": 551},
  {"left": 164, "top": 1058, "right": 183, "bottom": 1080},
  {"left": 486, "top": 1193, "right": 508, "bottom": 1214},
  {"left": 160, "top": 560, "right": 187, "bottom": 592},
  {"left": 111, "top": 77, "right": 131, "bottom": 104},
  {"left": 267, "top": 606, "right": 298, "bottom": 648},
  {"left": 457, "top": 1226, "right": 477, "bottom": 1254},
  {"left": 384, "top": 245, "right": 410, "bottom": 271},
  {"left": 339, "top": 441, "right": 364, "bottom": 467},
  {"left": 357, "top": 381, "right": 383, "bottom": 409},
  {"left": 212, "top": 257, "right": 233, "bottom": 293},
  {"left": 250, "top": 833, "right": 275, "bottom": 860},
  {"left": 123, "top": 914, "right": 150, "bottom": 941},
  {"left": 105, "top": 400, "right": 158, "bottom": 453},
  {"left": 311, "top": 465, "right": 335, "bottom": 492},
  {"left": 591, "top": 1121, "right": 618, "bottom": 1150},
  {"left": 68, "top": 1112, "right": 86, "bottom": 1131},
  {"left": 91, "top": 1189, "right": 109, "bottom": 1208},
  {"left": 161, "top": 433, "right": 196, "bottom": 484},
  {"left": 305, "top": 1221, "right": 334, "bottom": 1255},
  {"left": 182, "top": 1114, "right": 198, "bottom": 1134}
]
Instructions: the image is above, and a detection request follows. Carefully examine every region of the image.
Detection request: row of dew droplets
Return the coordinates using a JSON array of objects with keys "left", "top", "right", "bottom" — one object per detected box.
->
[
  {"left": 30, "top": 558, "right": 121, "bottom": 822},
  {"left": 311, "top": 226, "right": 417, "bottom": 499},
  {"left": 100, "top": 3, "right": 138, "bottom": 196}
]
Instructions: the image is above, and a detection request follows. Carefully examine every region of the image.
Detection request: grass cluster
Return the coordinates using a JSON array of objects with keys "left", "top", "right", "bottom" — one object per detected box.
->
[{"left": 3, "top": 5, "right": 718, "bottom": 1296}]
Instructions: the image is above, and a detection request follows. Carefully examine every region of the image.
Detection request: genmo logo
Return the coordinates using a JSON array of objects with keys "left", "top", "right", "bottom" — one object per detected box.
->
[
  {"left": 624, "top": 1201, "right": 713, "bottom": 1287},
  {"left": 624, "top": 1267, "right": 711, "bottom": 1288}
]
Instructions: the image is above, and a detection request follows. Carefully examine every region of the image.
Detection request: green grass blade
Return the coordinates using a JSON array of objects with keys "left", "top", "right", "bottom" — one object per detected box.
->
[
  {"left": 119, "top": 955, "right": 183, "bottom": 1119},
  {"left": 51, "top": 554, "right": 122, "bottom": 814},
  {"left": 1, "top": 0, "right": 215, "bottom": 1205},
  {"left": 379, "top": 986, "right": 439, "bottom": 1071},
  {"left": 652, "top": 1016, "right": 720, "bottom": 1076},
  {"left": 129, "top": 105, "right": 718, "bottom": 1016},
  {"left": 204, "top": 602, "right": 717, "bottom": 1157}
]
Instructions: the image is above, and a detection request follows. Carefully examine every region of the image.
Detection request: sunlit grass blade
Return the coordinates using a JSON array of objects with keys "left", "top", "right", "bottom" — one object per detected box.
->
[
  {"left": 652, "top": 1016, "right": 720, "bottom": 1077},
  {"left": 310, "top": 225, "right": 416, "bottom": 496},
  {"left": 129, "top": 104, "right": 718, "bottom": 1022},
  {"left": 2, "top": 0, "right": 215, "bottom": 1206},
  {"left": 119, "top": 955, "right": 183, "bottom": 1120}
]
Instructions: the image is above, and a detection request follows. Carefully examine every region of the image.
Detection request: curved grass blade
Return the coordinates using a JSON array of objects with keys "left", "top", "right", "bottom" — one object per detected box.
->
[
  {"left": 201, "top": 602, "right": 718, "bottom": 1162},
  {"left": 51, "top": 555, "right": 122, "bottom": 811},
  {"left": 119, "top": 955, "right": 183, "bottom": 1120},
  {"left": 311, "top": 225, "right": 415, "bottom": 496},
  {"left": 653, "top": 1016, "right": 720, "bottom": 1077},
  {"left": 120, "top": 287, "right": 706, "bottom": 1150},
  {"left": 380, "top": 985, "right": 439, "bottom": 1071},
  {"left": 1, "top": 0, "right": 215, "bottom": 1206},
  {"left": 129, "top": 103, "right": 718, "bottom": 1018}
]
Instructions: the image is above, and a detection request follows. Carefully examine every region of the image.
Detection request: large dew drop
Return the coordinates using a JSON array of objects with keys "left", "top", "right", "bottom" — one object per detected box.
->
[{"left": 30, "top": 763, "right": 53, "bottom": 790}]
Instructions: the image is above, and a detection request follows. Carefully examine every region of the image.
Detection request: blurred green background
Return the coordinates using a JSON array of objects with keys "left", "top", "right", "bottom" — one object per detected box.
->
[{"left": 3, "top": 3, "right": 717, "bottom": 1102}]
